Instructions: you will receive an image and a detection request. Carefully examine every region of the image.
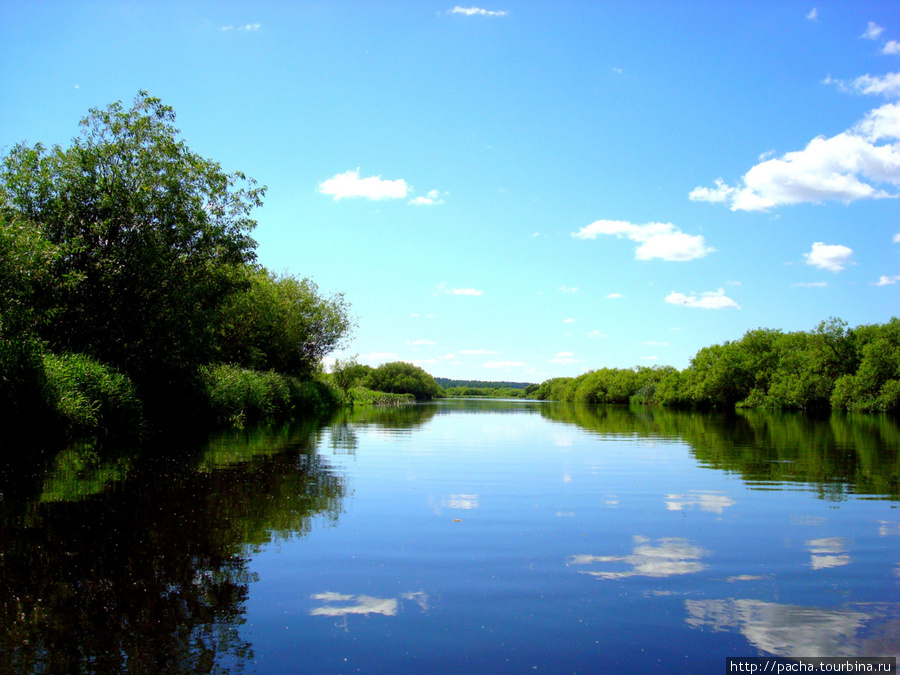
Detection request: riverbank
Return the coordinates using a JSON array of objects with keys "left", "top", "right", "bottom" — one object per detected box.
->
[{"left": 2, "top": 352, "right": 428, "bottom": 448}]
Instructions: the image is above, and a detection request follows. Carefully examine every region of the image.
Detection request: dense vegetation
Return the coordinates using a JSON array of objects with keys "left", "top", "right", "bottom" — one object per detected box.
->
[
  {"left": 436, "top": 378, "right": 537, "bottom": 399},
  {"left": 331, "top": 359, "right": 443, "bottom": 402},
  {"left": 529, "top": 318, "right": 900, "bottom": 413},
  {"left": 0, "top": 92, "right": 353, "bottom": 440},
  {"left": 443, "top": 385, "right": 534, "bottom": 398},
  {"left": 3, "top": 94, "right": 895, "bottom": 445}
]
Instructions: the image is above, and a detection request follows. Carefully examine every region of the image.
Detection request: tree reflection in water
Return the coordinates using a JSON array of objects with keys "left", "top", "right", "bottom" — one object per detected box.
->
[
  {"left": 0, "top": 421, "right": 346, "bottom": 674},
  {"left": 541, "top": 404, "right": 900, "bottom": 500}
]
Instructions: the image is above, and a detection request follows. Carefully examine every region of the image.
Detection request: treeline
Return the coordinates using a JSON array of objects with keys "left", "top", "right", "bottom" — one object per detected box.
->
[
  {"left": 0, "top": 93, "right": 353, "bottom": 440},
  {"left": 443, "top": 385, "right": 536, "bottom": 398},
  {"left": 529, "top": 318, "right": 900, "bottom": 413}
]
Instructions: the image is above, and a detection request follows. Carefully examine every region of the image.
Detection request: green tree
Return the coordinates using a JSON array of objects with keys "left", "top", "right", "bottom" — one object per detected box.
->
[
  {"left": 369, "top": 362, "right": 443, "bottom": 401},
  {"left": 216, "top": 267, "right": 353, "bottom": 378},
  {"left": 0, "top": 216, "right": 58, "bottom": 421},
  {"left": 331, "top": 357, "right": 374, "bottom": 394},
  {"left": 0, "top": 92, "right": 264, "bottom": 406},
  {"left": 831, "top": 318, "right": 900, "bottom": 412}
]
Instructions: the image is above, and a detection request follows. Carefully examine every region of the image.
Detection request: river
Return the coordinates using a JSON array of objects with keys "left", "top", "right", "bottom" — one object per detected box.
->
[{"left": 1, "top": 400, "right": 898, "bottom": 673}]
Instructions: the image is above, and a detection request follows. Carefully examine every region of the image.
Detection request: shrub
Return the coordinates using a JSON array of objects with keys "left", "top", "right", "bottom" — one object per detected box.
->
[
  {"left": 200, "top": 364, "right": 343, "bottom": 427},
  {"left": 42, "top": 352, "right": 143, "bottom": 437}
]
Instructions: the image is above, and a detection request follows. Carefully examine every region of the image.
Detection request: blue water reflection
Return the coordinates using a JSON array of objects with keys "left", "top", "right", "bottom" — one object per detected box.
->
[
  {"left": 239, "top": 403, "right": 900, "bottom": 672},
  {"left": 3, "top": 402, "right": 899, "bottom": 672}
]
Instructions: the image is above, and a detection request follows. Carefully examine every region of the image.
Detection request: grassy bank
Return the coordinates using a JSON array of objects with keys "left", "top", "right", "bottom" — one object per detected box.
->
[
  {"left": 201, "top": 363, "right": 342, "bottom": 427},
  {"left": 344, "top": 386, "right": 416, "bottom": 406}
]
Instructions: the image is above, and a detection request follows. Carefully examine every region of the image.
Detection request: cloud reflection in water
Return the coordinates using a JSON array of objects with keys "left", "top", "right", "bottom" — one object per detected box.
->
[
  {"left": 568, "top": 535, "right": 707, "bottom": 579},
  {"left": 805, "top": 537, "right": 850, "bottom": 570},
  {"left": 665, "top": 491, "right": 735, "bottom": 514},
  {"left": 310, "top": 591, "right": 430, "bottom": 618},
  {"left": 684, "top": 599, "right": 900, "bottom": 658}
]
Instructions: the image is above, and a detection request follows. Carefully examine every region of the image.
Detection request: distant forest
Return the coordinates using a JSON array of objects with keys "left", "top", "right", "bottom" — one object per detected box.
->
[{"left": 435, "top": 379, "right": 534, "bottom": 390}]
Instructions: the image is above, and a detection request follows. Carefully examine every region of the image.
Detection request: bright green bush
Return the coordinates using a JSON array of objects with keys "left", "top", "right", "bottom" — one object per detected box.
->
[
  {"left": 367, "top": 362, "right": 443, "bottom": 401},
  {"left": 215, "top": 268, "right": 353, "bottom": 378},
  {"left": 347, "top": 386, "right": 415, "bottom": 406},
  {"left": 42, "top": 352, "right": 143, "bottom": 436},
  {"left": 201, "top": 364, "right": 342, "bottom": 427}
]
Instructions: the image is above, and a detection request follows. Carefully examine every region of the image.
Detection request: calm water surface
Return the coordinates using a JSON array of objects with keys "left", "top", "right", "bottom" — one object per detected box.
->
[{"left": 2, "top": 401, "right": 899, "bottom": 673}]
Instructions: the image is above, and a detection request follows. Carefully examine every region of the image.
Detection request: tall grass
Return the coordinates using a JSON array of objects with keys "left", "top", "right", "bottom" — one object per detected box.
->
[
  {"left": 200, "top": 364, "right": 342, "bottom": 427},
  {"left": 346, "top": 386, "right": 416, "bottom": 406},
  {"left": 42, "top": 352, "right": 144, "bottom": 437}
]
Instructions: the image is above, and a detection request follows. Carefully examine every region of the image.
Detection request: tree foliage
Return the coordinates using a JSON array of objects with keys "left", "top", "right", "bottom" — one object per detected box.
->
[
  {"left": 0, "top": 215, "right": 59, "bottom": 419},
  {"left": 215, "top": 267, "right": 353, "bottom": 378},
  {"left": 367, "top": 362, "right": 443, "bottom": 401},
  {"left": 0, "top": 92, "right": 264, "bottom": 398},
  {"left": 530, "top": 318, "right": 900, "bottom": 414},
  {"left": 0, "top": 93, "right": 354, "bottom": 433},
  {"left": 330, "top": 357, "right": 375, "bottom": 394}
]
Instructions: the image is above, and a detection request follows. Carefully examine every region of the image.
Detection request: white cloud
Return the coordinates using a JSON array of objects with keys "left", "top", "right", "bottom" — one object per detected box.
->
[
  {"left": 435, "top": 282, "right": 483, "bottom": 296},
  {"left": 665, "top": 288, "right": 740, "bottom": 309},
  {"left": 558, "top": 286, "right": 579, "bottom": 293},
  {"left": 406, "top": 339, "right": 436, "bottom": 346},
  {"left": 573, "top": 220, "right": 714, "bottom": 261},
  {"left": 606, "top": 293, "right": 623, "bottom": 299},
  {"left": 823, "top": 73, "right": 900, "bottom": 97},
  {"left": 222, "top": 22, "right": 261, "bottom": 32},
  {"left": 791, "top": 281, "right": 828, "bottom": 287},
  {"left": 483, "top": 361, "right": 529, "bottom": 368},
  {"left": 854, "top": 101, "right": 900, "bottom": 142},
  {"left": 874, "top": 274, "right": 900, "bottom": 285},
  {"left": 862, "top": 21, "right": 885, "bottom": 40},
  {"left": 551, "top": 351, "right": 577, "bottom": 364},
  {"left": 895, "top": 232, "right": 900, "bottom": 242},
  {"left": 459, "top": 349, "right": 498, "bottom": 355},
  {"left": 689, "top": 179, "right": 735, "bottom": 204},
  {"left": 806, "top": 8, "right": 817, "bottom": 21},
  {"left": 804, "top": 242, "right": 852, "bottom": 271},
  {"left": 587, "top": 331, "right": 609, "bottom": 338},
  {"left": 691, "top": 102, "right": 900, "bottom": 211},
  {"left": 564, "top": 318, "right": 575, "bottom": 323},
  {"left": 319, "top": 169, "right": 409, "bottom": 201},
  {"left": 850, "top": 73, "right": 900, "bottom": 97},
  {"left": 883, "top": 41, "right": 900, "bottom": 55},
  {"left": 408, "top": 189, "right": 445, "bottom": 206},
  {"left": 450, "top": 6, "right": 508, "bottom": 17}
]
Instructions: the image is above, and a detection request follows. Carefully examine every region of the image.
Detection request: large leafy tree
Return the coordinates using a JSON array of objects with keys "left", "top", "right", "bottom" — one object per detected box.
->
[
  {"left": 215, "top": 267, "right": 354, "bottom": 378},
  {"left": 0, "top": 92, "right": 265, "bottom": 400},
  {"left": 369, "top": 362, "right": 443, "bottom": 401}
]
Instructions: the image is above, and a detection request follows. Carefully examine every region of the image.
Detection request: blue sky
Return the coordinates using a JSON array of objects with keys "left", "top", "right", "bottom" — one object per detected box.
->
[{"left": 2, "top": 2, "right": 899, "bottom": 382}]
